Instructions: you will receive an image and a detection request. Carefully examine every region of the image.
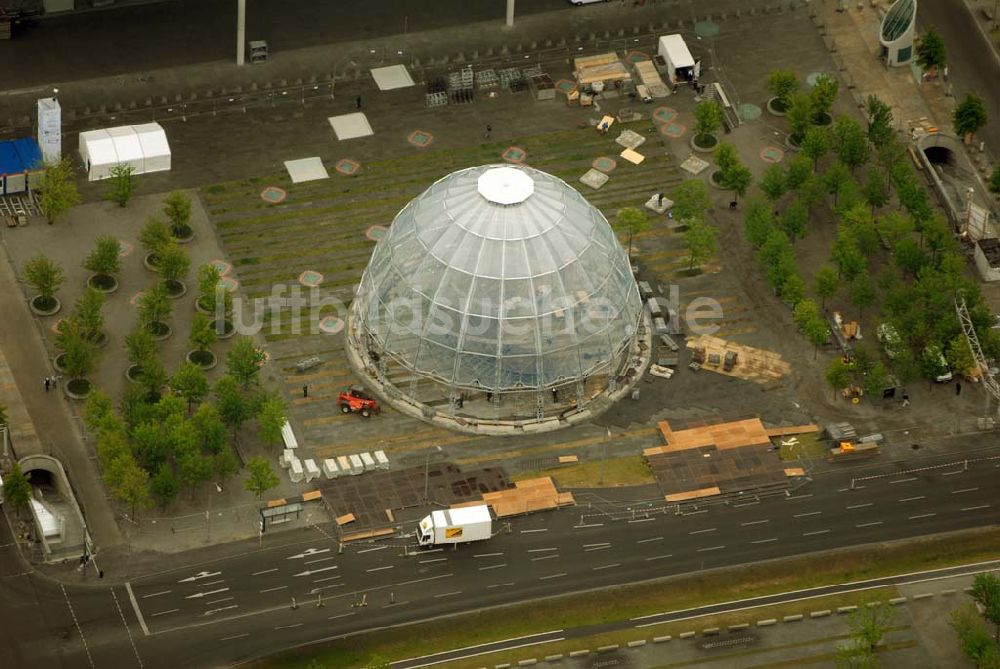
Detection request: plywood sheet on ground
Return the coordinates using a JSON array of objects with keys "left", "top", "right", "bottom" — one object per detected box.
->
[
  {"left": 480, "top": 476, "right": 574, "bottom": 518},
  {"left": 341, "top": 528, "right": 395, "bottom": 542},
  {"left": 764, "top": 425, "right": 819, "bottom": 437},
  {"left": 576, "top": 62, "right": 631, "bottom": 85},
  {"left": 336, "top": 513, "right": 356, "bottom": 525},
  {"left": 620, "top": 148, "right": 645, "bottom": 165},
  {"left": 665, "top": 486, "right": 721, "bottom": 502},
  {"left": 558, "top": 455, "right": 579, "bottom": 464},
  {"left": 687, "top": 334, "right": 791, "bottom": 383},
  {"left": 654, "top": 417, "right": 772, "bottom": 452},
  {"left": 574, "top": 52, "right": 618, "bottom": 70},
  {"left": 784, "top": 467, "right": 806, "bottom": 477}
]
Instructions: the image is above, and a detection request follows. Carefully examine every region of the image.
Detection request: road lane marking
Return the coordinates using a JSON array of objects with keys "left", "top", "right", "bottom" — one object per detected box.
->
[
  {"left": 856, "top": 521, "right": 883, "bottom": 528},
  {"left": 205, "top": 596, "right": 234, "bottom": 605},
  {"left": 628, "top": 517, "right": 656, "bottom": 523},
  {"left": 689, "top": 528, "right": 717, "bottom": 535},
  {"left": 293, "top": 566, "right": 339, "bottom": 577},
  {"left": 785, "top": 494, "right": 813, "bottom": 500},
  {"left": 793, "top": 511, "right": 821, "bottom": 518},
  {"left": 952, "top": 488, "right": 979, "bottom": 494},
  {"left": 204, "top": 605, "right": 238, "bottom": 616},
  {"left": 260, "top": 585, "right": 287, "bottom": 593},
  {"left": 961, "top": 505, "right": 991, "bottom": 511},
  {"left": 846, "top": 503, "right": 873, "bottom": 510},
  {"left": 356, "top": 546, "right": 387, "bottom": 554},
  {"left": 573, "top": 523, "right": 604, "bottom": 528},
  {"left": 697, "top": 546, "right": 725, "bottom": 552},
  {"left": 201, "top": 579, "right": 226, "bottom": 587},
  {"left": 178, "top": 571, "right": 221, "bottom": 583},
  {"left": 479, "top": 563, "right": 507, "bottom": 571},
  {"left": 185, "top": 587, "right": 229, "bottom": 599},
  {"left": 150, "top": 608, "right": 179, "bottom": 617},
  {"left": 328, "top": 613, "right": 355, "bottom": 620},
  {"left": 287, "top": 548, "right": 330, "bottom": 560},
  {"left": 637, "top": 536, "right": 664, "bottom": 543},
  {"left": 942, "top": 470, "right": 964, "bottom": 476},
  {"left": 751, "top": 538, "right": 778, "bottom": 544},
  {"left": 474, "top": 553, "right": 504, "bottom": 558},
  {"left": 680, "top": 509, "right": 709, "bottom": 515},
  {"left": 733, "top": 501, "right": 760, "bottom": 508},
  {"left": 526, "top": 548, "right": 558, "bottom": 553},
  {"left": 309, "top": 584, "right": 343, "bottom": 594},
  {"left": 110, "top": 587, "right": 145, "bottom": 667},
  {"left": 645, "top": 554, "right": 673, "bottom": 561},
  {"left": 898, "top": 496, "right": 926, "bottom": 502},
  {"left": 251, "top": 568, "right": 277, "bottom": 576},
  {"left": 531, "top": 554, "right": 559, "bottom": 561},
  {"left": 584, "top": 545, "right": 611, "bottom": 552},
  {"left": 890, "top": 477, "right": 917, "bottom": 484},
  {"left": 593, "top": 563, "right": 620, "bottom": 571},
  {"left": 125, "top": 582, "right": 151, "bottom": 636},
  {"left": 909, "top": 513, "right": 936, "bottom": 520},
  {"left": 487, "top": 582, "right": 516, "bottom": 589},
  {"left": 419, "top": 558, "right": 448, "bottom": 564},
  {"left": 741, "top": 520, "right": 769, "bottom": 526},
  {"left": 803, "top": 530, "right": 831, "bottom": 536},
  {"left": 275, "top": 623, "right": 303, "bottom": 630},
  {"left": 539, "top": 573, "right": 567, "bottom": 580},
  {"left": 221, "top": 633, "right": 249, "bottom": 641},
  {"left": 520, "top": 528, "right": 548, "bottom": 533},
  {"left": 397, "top": 574, "right": 454, "bottom": 587},
  {"left": 313, "top": 575, "right": 341, "bottom": 583},
  {"left": 434, "top": 591, "right": 462, "bottom": 598},
  {"left": 383, "top": 601, "right": 410, "bottom": 608},
  {"left": 366, "top": 566, "right": 394, "bottom": 573},
  {"left": 141, "top": 590, "right": 171, "bottom": 599},
  {"left": 305, "top": 556, "right": 336, "bottom": 565}
]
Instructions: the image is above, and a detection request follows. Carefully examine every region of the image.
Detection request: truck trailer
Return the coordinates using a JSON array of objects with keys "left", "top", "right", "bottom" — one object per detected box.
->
[
  {"left": 417, "top": 505, "right": 493, "bottom": 547},
  {"left": 657, "top": 34, "right": 697, "bottom": 84}
]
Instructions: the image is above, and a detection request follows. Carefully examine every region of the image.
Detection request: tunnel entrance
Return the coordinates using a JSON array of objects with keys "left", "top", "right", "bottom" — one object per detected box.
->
[{"left": 923, "top": 145, "right": 955, "bottom": 167}]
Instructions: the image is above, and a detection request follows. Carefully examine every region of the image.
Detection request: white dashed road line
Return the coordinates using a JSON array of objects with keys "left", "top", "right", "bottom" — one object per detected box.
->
[
  {"left": 741, "top": 520, "right": 769, "bottom": 526},
  {"left": 846, "top": 503, "right": 873, "bottom": 510},
  {"left": 856, "top": 521, "right": 883, "bottom": 528},
  {"left": 637, "top": 536, "right": 664, "bottom": 543}
]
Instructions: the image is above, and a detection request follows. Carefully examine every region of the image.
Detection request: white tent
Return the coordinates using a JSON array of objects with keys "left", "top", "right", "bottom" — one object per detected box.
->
[
  {"left": 78, "top": 122, "right": 171, "bottom": 181},
  {"left": 657, "top": 34, "right": 695, "bottom": 84}
]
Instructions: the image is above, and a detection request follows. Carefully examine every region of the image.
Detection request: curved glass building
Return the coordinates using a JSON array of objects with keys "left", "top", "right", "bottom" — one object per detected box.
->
[
  {"left": 879, "top": 0, "right": 917, "bottom": 67},
  {"left": 347, "top": 165, "right": 644, "bottom": 431}
]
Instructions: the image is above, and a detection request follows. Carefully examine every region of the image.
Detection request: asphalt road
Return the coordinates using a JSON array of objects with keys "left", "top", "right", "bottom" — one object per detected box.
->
[
  {"left": 4, "top": 0, "right": 570, "bottom": 88},
  {"left": 3, "top": 449, "right": 999, "bottom": 668},
  {"left": 918, "top": 0, "right": 1000, "bottom": 156}
]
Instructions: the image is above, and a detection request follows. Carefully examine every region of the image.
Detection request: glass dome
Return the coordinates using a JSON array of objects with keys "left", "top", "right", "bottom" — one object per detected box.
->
[{"left": 349, "top": 164, "right": 643, "bottom": 426}]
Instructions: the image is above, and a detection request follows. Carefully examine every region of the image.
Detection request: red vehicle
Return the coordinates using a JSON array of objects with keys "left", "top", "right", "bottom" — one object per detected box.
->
[{"left": 338, "top": 386, "right": 380, "bottom": 417}]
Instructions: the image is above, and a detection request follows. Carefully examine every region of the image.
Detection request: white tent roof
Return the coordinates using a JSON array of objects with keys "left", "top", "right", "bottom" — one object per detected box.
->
[
  {"left": 134, "top": 123, "right": 171, "bottom": 159},
  {"left": 78, "top": 123, "right": 171, "bottom": 180},
  {"left": 658, "top": 34, "right": 695, "bottom": 69}
]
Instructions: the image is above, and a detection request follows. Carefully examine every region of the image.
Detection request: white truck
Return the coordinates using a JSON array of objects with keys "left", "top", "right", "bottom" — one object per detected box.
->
[
  {"left": 417, "top": 505, "right": 493, "bottom": 547},
  {"left": 657, "top": 34, "right": 697, "bottom": 85}
]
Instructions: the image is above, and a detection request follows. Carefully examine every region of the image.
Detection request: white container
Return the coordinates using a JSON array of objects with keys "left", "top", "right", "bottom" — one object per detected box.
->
[
  {"left": 349, "top": 454, "right": 364, "bottom": 474},
  {"left": 337, "top": 455, "right": 352, "bottom": 475},
  {"left": 374, "top": 450, "right": 389, "bottom": 469},
  {"left": 280, "top": 448, "right": 294, "bottom": 469},
  {"left": 289, "top": 458, "right": 304, "bottom": 483},
  {"left": 417, "top": 505, "right": 493, "bottom": 546},
  {"left": 281, "top": 420, "right": 298, "bottom": 449},
  {"left": 304, "top": 459, "right": 321, "bottom": 482},
  {"left": 322, "top": 458, "right": 340, "bottom": 479},
  {"left": 360, "top": 452, "right": 376, "bottom": 471}
]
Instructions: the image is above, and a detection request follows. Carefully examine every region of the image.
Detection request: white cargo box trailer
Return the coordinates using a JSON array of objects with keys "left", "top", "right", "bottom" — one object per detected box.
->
[
  {"left": 349, "top": 454, "right": 364, "bottom": 474},
  {"left": 657, "top": 34, "right": 696, "bottom": 84},
  {"left": 360, "top": 452, "right": 376, "bottom": 471},
  {"left": 417, "top": 505, "right": 493, "bottom": 547}
]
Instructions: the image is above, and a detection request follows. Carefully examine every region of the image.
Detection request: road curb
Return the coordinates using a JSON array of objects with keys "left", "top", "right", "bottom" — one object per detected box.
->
[
  {"left": 837, "top": 605, "right": 857, "bottom": 614},
  {"left": 627, "top": 640, "right": 647, "bottom": 648},
  {"left": 757, "top": 618, "right": 777, "bottom": 626},
  {"left": 568, "top": 650, "right": 589, "bottom": 658},
  {"left": 679, "top": 631, "right": 696, "bottom": 639},
  {"left": 728, "top": 623, "right": 750, "bottom": 632},
  {"left": 783, "top": 614, "right": 804, "bottom": 622},
  {"left": 810, "top": 610, "right": 831, "bottom": 618},
  {"left": 702, "top": 627, "right": 720, "bottom": 636},
  {"left": 517, "top": 660, "right": 538, "bottom": 667},
  {"left": 889, "top": 596, "right": 908, "bottom": 605},
  {"left": 543, "top": 654, "right": 563, "bottom": 662},
  {"left": 653, "top": 635, "right": 672, "bottom": 643},
  {"left": 912, "top": 592, "right": 934, "bottom": 600},
  {"left": 597, "top": 644, "right": 619, "bottom": 653}
]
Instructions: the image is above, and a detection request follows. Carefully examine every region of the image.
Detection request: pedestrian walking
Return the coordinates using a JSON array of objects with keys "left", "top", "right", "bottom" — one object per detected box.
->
[
  {"left": 356, "top": 95, "right": 362, "bottom": 110},
  {"left": 44, "top": 377, "right": 50, "bottom": 392},
  {"left": 657, "top": 192, "right": 665, "bottom": 206},
  {"left": 956, "top": 382, "right": 962, "bottom": 396},
  {"left": 902, "top": 392, "right": 910, "bottom": 408},
  {"left": 303, "top": 384, "right": 309, "bottom": 398},
  {"left": 52, "top": 376, "right": 58, "bottom": 389},
  {"left": 484, "top": 124, "right": 492, "bottom": 139}
]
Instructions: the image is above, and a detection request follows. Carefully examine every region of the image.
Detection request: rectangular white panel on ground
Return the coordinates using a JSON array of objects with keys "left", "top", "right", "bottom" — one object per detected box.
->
[
  {"left": 371, "top": 65, "right": 415, "bottom": 90},
  {"left": 283, "top": 157, "right": 329, "bottom": 183},
  {"left": 328, "top": 113, "right": 374, "bottom": 140}
]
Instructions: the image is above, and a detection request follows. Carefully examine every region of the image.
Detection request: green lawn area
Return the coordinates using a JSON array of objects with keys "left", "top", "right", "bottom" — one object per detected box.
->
[
  {"left": 513, "top": 455, "right": 655, "bottom": 487},
  {"left": 250, "top": 527, "right": 1000, "bottom": 669},
  {"left": 778, "top": 433, "right": 827, "bottom": 461}
]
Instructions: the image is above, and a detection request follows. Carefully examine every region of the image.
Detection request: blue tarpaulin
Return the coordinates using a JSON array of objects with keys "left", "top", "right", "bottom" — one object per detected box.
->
[{"left": 0, "top": 137, "right": 43, "bottom": 195}]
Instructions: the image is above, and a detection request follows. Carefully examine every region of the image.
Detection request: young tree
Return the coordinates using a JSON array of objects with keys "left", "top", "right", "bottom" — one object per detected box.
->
[
  {"left": 953, "top": 93, "right": 989, "bottom": 143},
  {"left": 215, "top": 375, "right": 251, "bottom": 440},
  {"left": 951, "top": 603, "right": 1000, "bottom": 667},
  {"left": 244, "top": 457, "right": 280, "bottom": 500},
  {"left": 226, "top": 337, "right": 266, "bottom": 390},
  {"left": 785, "top": 155, "right": 813, "bottom": 191},
  {"left": 809, "top": 74, "right": 839, "bottom": 123},
  {"left": 801, "top": 126, "right": 829, "bottom": 171},
  {"left": 814, "top": 265, "right": 840, "bottom": 310},
  {"left": 831, "top": 229, "right": 866, "bottom": 280},
  {"left": 105, "top": 164, "right": 135, "bottom": 207},
  {"left": 744, "top": 199, "right": 778, "bottom": 249},
  {"left": 786, "top": 92, "right": 813, "bottom": 143},
  {"left": 865, "top": 95, "right": 894, "bottom": 149},
  {"left": 863, "top": 169, "right": 890, "bottom": 217},
  {"left": 139, "top": 218, "right": 173, "bottom": 264},
  {"left": 196, "top": 264, "right": 223, "bottom": 313},
  {"left": 23, "top": 254, "right": 65, "bottom": 311},
  {"left": 780, "top": 273, "right": 806, "bottom": 306},
  {"left": 831, "top": 116, "right": 870, "bottom": 171},
  {"left": 780, "top": 197, "right": 808, "bottom": 242},
  {"left": 112, "top": 455, "right": 152, "bottom": 519},
  {"left": 826, "top": 358, "right": 852, "bottom": 400},
  {"left": 83, "top": 389, "right": 115, "bottom": 434},
  {"left": 793, "top": 299, "right": 828, "bottom": 357},
  {"left": 137, "top": 281, "right": 172, "bottom": 333},
  {"left": 614, "top": 207, "right": 650, "bottom": 260},
  {"left": 125, "top": 327, "right": 157, "bottom": 373},
  {"left": 137, "top": 355, "right": 168, "bottom": 402},
  {"left": 693, "top": 100, "right": 723, "bottom": 148},
  {"left": 878, "top": 211, "right": 915, "bottom": 249},
  {"left": 861, "top": 361, "right": 891, "bottom": 399},
  {"left": 760, "top": 164, "right": 787, "bottom": 203},
  {"left": 157, "top": 242, "right": 190, "bottom": 292},
  {"left": 682, "top": 219, "right": 718, "bottom": 272},
  {"left": 945, "top": 334, "right": 975, "bottom": 378},
  {"left": 671, "top": 180, "right": 712, "bottom": 222},
  {"left": 74, "top": 287, "right": 105, "bottom": 344},
  {"left": 170, "top": 362, "right": 209, "bottom": 414},
  {"left": 844, "top": 599, "right": 896, "bottom": 655},
  {"left": 1, "top": 462, "right": 31, "bottom": 518},
  {"left": 163, "top": 191, "right": 193, "bottom": 238},
  {"left": 58, "top": 319, "right": 99, "bottom": 380},
  {"left": 824, "top": 161, "right": 853, "bottom": 206},
  {"left": 39, "top": 157, "right": 81, "bottom": 225},
  {"left": 151, "top": 465, "right": 180, "bottom": 508},
  {"left": 971, "top": 573, "right": 1000, "bottom": 641},
  {"left": 766, "top": 68, "right": 799, "bottom": 111},
  {"left": 723, "top": 164, "right": 753, "bottom": 203},
  {"left": 193, "top": 403, "right": 230, "bottom": 456},
  {"left": 257, "top": 395, "right": 287, "bottom": 451},
  {"left": 915, "top": 29, "right": 947, "bottom": 76},
  {"left": 83, "top": 234, "right": 123, "bottom": 290},
  {"left": 759, "top": 230, "right": 797, "bottom": 291},
  {"left": 850, "top": 271, "right": 877, "bottom": 322},
  {"left": 190, "top": 312, "right": 218, "bottom": 354},
  {"left": 713, "top": 143, "right": 739, "bottom": 174}
]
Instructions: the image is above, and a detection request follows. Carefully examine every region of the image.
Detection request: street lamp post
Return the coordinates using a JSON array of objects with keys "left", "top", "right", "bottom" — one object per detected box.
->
[{"left": 236, "top": 0, "right": 246, "bottom": 66}]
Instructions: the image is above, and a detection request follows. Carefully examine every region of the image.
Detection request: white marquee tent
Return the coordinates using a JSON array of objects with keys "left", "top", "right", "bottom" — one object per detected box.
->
[{"left": 78, "top": 122, "right": 171, "bottom": 181}]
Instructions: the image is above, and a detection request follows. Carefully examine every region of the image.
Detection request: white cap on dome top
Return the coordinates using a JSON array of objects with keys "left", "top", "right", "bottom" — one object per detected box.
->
[{"left": 476, "top": 166, "right": 534, "bottom": 205}]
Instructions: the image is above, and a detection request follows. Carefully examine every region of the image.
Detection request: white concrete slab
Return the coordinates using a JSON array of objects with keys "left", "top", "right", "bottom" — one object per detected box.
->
[
  {"left": 328, "top": 113, "right": 374, "bottom": 141},
  {"left": 284, "top": 157, "right": 329, "bottom": 183},
  {"left": 580, "top": 169, "right": 609, "bottom": 190},
  {"left": 680, "top": 154, "right": 710, "bottom": 175},
  {"left": 371, "top": 64, "right": 415, "bottom": 91}
]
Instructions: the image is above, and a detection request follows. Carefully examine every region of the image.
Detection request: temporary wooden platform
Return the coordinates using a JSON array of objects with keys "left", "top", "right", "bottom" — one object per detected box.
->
[
  {"left": 784, "top": 467, "right": 806, "bottom": 477},
  {"left": 474, "top": 476, "right": 576, "bottom": 518},
  {"left": 574, "top": 52, "right": 618, "bottom": 70},
  {"left": 665, "top": 486, "right": 721, "bottom": 502},
  {"left": 341, "top": 527, "right": 395, "bottom": 543},
  {"left": 764, "top": 424, "right": 820, "bottom": 438},
  {"left": 575, "top": 61, "right": 631, "bottom": 85},
  {"left": 686, "top": 334, "right": 791, "bottom": 383},
  {"left": 648, "top": 417, "right": 772, "bottom": 454},
  {"left": 558, "top": 455, "right": 579, "bottom": 464},
  {"left": 336, "top": 513, "right": 356, "bottom": 526}
]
